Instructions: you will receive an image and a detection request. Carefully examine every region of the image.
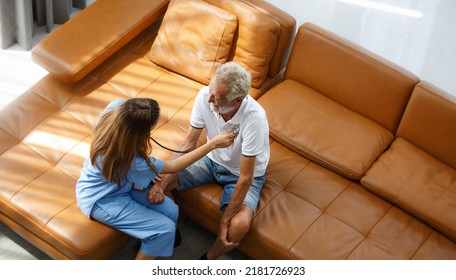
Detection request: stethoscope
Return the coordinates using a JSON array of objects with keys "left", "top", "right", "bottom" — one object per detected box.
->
[
  {"left": 149, "top": 136, "right": 192, "bottom": 154},
  {"left": 149, "top": 124, "right": 239, "bottom": 154}
]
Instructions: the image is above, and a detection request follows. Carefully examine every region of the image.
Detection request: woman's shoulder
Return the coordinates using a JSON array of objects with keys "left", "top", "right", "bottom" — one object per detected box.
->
[
  {"left": 100, "top": 99, "right": 126, "bottom": 116},
  {"left": 133, "top": 155, "right": 165, "bottom": 170},
  {"left": 108, "top": 99, "right": 126, "bottom": 108}
]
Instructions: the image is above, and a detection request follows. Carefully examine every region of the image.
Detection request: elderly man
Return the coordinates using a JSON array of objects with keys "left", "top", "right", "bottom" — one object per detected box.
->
[{"left": 150, "top": 61, "right": 270, "bottom": 260}]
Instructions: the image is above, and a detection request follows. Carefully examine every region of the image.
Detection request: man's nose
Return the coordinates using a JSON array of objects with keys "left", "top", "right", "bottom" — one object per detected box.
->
[{"left": 208, "top": 94, "right": 215, "bottom": 103}]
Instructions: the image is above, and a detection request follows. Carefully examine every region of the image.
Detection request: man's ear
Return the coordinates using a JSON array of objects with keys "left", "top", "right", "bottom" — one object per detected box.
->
[{"left": 235, "top": 97, "right": 244, "bottom": 104}]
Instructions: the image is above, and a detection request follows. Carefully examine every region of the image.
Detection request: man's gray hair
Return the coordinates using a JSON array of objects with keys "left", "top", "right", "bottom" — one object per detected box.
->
[{"left": 214, "top": 62, "right": 251, "bottom": 101}]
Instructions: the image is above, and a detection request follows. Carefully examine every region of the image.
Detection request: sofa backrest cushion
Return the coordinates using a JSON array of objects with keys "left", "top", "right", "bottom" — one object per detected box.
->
[
  {"left": 149, "top": 0, "right": 237, "bottom": 85},
  {"left": 259, "top": 79, "right": 393, "bottom": 179},
  {"left": 285, "top": 23, "right": 419, "bottom": 133},
  {"left": 362, "top": 82, "right": 456, "bottom": 242},
  {"left": 396, "top": 81, "right": 456, "bottom": 170},
  {"left": 239, "top": 0, "right": 296, "bottom": 80},
  {"left": 151, "top": 0, "right": 283, "bottom": 89},
  {"left": 205, "top": 0, "right": 281, "bottom": 88}
]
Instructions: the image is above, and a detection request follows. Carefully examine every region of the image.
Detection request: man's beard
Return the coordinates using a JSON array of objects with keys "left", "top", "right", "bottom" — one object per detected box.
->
[{"left": 210, "top": 102, "right": 236, "bottom": 114}]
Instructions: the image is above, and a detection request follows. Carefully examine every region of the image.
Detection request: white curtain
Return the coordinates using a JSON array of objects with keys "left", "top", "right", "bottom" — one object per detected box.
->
[{"left": 0, "top": 0, "right": 94, "bottom": 50}]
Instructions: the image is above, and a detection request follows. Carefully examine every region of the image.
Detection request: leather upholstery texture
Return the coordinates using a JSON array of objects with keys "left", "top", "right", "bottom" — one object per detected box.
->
[
  {"left": 260, "top": 79, "right": 394, "bottom": 179},
  {"left": 31, "top": 0, "right": 170, "bottom": 83},
  {"left": 150, "top": 0, "right": 238, "bottom": 84},
  {"left": 0, "top": 0, "right": 296, "bottom": 259},
  {"left": 1, "top": 0, "right": 455, "bottom": 260},
  {"left": 251, "top": 23, "right": 456, "bottom": 259},
  {"left": 205, "top": 0, "right": 281, "bottom": 88}
]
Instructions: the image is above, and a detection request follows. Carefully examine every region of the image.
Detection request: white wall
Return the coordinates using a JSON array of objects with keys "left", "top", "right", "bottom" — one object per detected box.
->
[{"left": 264, "top": 0, "right": 456, "bottom": 97}]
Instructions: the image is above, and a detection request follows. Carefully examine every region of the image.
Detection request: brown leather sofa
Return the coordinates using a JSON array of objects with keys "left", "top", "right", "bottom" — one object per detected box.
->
[
  {"left": 0, "top": 0, "right": 296, "bottom": 259},
  {"left": 1, "top": 0, "right": 455, "bottom": 260},
  {"left": 249, "top": 23, "right": 456, "bottom": 259}
]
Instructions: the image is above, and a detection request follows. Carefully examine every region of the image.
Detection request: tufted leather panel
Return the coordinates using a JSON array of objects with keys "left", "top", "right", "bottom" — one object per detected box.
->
[{"left": 239, "top": 141, "right": 456, "bottom": 259}]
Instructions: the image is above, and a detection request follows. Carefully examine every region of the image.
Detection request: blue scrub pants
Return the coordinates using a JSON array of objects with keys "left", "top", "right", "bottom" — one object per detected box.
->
[{"left": 91, "top": 185, "right": 179, "bottom": 257}]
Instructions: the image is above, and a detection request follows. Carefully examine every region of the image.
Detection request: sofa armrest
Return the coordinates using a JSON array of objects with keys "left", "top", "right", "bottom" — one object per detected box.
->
[{"left": 32, "top": 0, "right": 169, "bottom": 83}]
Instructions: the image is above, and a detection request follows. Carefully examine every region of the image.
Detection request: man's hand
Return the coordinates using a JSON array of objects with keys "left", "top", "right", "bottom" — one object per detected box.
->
[
  {"left": 147, "top": 175, "right": 165, "bottom": 204},
  {"left": 218, "top": 219, "right": 239, "bottom": 250}
]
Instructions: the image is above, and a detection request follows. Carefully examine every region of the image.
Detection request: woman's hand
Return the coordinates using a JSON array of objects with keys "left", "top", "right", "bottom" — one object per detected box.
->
[
  {"left": 211, "top": 131, "right": 236, "bottom": 148},
  {"left": 148, "top": 175, "right": 165, "bottom": 204}
]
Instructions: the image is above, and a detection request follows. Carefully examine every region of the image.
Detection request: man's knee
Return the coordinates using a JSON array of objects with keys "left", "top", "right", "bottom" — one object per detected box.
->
[{"left": 228, "top": 208, "right": 253, "bottom": 242}]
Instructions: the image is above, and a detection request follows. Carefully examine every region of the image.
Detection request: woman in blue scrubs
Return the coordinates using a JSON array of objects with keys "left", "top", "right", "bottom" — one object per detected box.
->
[{"left": 76, "top": 98, "right": 235, "bottom": 259}]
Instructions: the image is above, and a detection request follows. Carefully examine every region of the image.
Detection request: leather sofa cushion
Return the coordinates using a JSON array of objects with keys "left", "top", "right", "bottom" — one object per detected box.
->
[
  {"left": 205, "top": 0, "right": 281, "bottom": 88},
  {"left": 150, "top": 0, "right": 237, "bottom": 84},
  {"left": 240, "top": 141, "right": 456, "bottom": 259},
  {"left": 361, "top": 137, "right": 456, "bottom": 242},
  {"left": 259, "top": 79, "right": 393, "bottom": 179}
]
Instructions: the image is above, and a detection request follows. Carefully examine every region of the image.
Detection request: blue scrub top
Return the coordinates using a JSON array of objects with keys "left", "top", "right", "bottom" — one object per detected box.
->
[{"left": 75, "top": 99, "right": 164, "bottom": 218}]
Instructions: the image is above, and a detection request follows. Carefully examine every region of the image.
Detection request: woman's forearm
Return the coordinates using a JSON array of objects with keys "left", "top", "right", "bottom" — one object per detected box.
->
[{"left": 162, "top": 141, "right": 215, "bottom": 173}]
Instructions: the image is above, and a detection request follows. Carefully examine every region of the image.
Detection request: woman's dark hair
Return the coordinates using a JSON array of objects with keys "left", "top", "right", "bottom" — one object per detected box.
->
[{"left": 90, "top": 98, "right": 160, "bottom": 188}]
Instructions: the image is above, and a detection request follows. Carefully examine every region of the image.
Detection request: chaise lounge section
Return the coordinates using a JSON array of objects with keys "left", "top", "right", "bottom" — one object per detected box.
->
[
  {"left": 1, "top": 0, "right": 455, "bottom": 260},
  {"left": 0, "top": 0, "right": 296, "bottom": 259}
]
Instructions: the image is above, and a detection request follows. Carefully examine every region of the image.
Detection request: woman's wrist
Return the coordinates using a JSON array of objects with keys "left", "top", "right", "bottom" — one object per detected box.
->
[{"left": 208, "top": 138, "right": 217, "bottom": 149}]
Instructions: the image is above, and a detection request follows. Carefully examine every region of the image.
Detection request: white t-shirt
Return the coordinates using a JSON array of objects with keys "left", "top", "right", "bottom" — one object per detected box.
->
[{"left": 190, "top": 86, "right": 270, "bottom": 177}]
